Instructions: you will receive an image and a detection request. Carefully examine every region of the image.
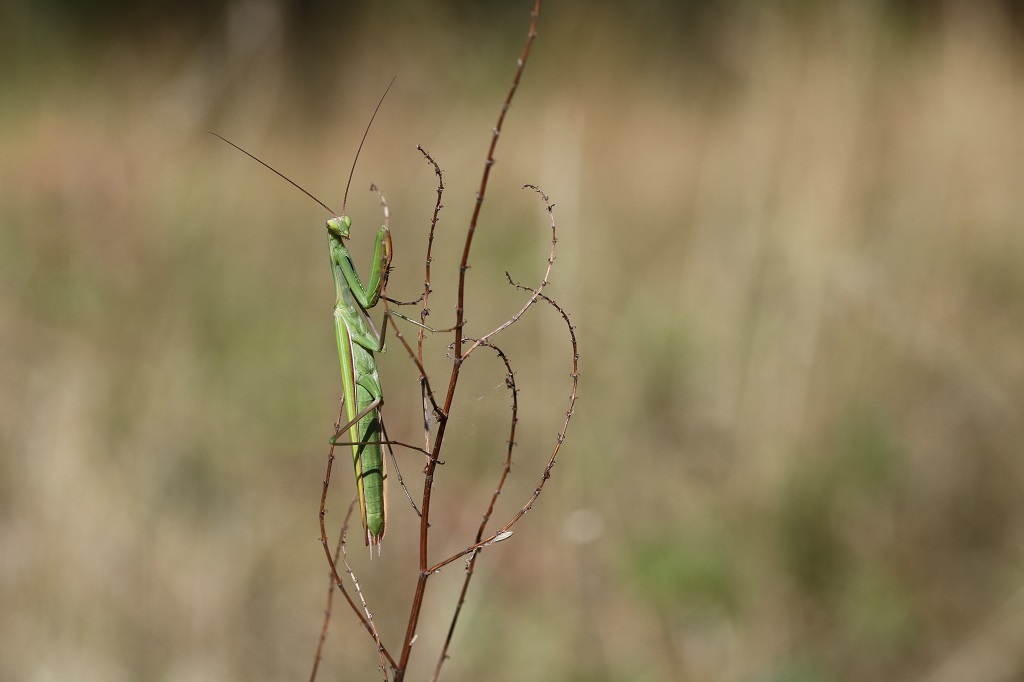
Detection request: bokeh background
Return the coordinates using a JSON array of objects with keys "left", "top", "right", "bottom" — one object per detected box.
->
[{"left": 4, "top": 1, "right": 1024, "bottom": 680}]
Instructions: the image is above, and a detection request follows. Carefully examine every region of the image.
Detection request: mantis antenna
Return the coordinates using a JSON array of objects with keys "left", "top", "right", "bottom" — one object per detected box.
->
[
  {"left": 209, "top": 76, "right": 397, "bottom": 218},
  {"left": 343, "top": 76, "right": 396, "bottom": 214},
  {"left": 208, "top": 131, "right": 338, "bottom": 217}
]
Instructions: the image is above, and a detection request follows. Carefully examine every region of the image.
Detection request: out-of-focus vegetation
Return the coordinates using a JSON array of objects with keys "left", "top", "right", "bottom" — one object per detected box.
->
[{"left": 3, "top": 1, "right": 1024, "bottom": 680}]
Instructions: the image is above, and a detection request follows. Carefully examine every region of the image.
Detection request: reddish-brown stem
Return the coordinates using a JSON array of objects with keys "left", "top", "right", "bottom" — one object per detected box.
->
[
  {"left": 394, "top": 3, "right": 541, "bottom": 679},
  {"left": 461, "top": 184, "right": 557, "bottom": 360},
  {"left": 427, "top": 285, "right": 578, "bottom": 575},
  {"left": 415, "top": 145, "right": 447, "bottom": 459},
  {"left": 450, "top": 4, "right": 540, "bottom": 363},
  {"left": 415, "top": 145, "right": 445, "bottom": 368},
  {"left": 339, "top": 502, "right": 388, "bottom": 680},
  {"left": 467, "top": 342, "right": 520, "bottom": 549},
  {"left": 431, "top": 340, "right": 519, "bottom": 681},
  {"left": 309, "top": 500, "right": 347, "bottom": 682}
]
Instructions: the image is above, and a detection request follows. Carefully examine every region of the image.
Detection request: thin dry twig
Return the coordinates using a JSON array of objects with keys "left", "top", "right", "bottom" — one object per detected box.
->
[
  {"left": 415, "top": 145, "right": 445, "bottom": 367},
  {"left": 488, "top": 280, "right": 579, "bottom": 530},
  {"left": 460, "top": 184, "right": 557, "bottom": 360},
  {"left": 309, "top": 495, "right": 349, "bottom": 682},
  {"left": 317, "top": 401, "right": 397, "bottom": 670},
  {"left": 312, "top": 3, "right": 573, "bottom": 679},
  {"left": 427, "top": 283, "right": 578, "bottom": 574},
  {"left": 416, "top": 145, "right": 447, "bottom": 457},
  {"left": 380, "top": 148, "right": 446, "bottom": 430},
  {"left": 430, "top": 340, "right": 519, "bottom": 681},
  {"left": 339, "top": 501, "right": 388, "bottom": 680},
  {"left": 394, "top": 4, "right": 542, "bottom": 679}
]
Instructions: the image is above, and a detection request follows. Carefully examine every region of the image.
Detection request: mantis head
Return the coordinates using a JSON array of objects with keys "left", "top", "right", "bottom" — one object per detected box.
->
[{"left": 327, "top": 215, "right": 352, "bottom": 239}]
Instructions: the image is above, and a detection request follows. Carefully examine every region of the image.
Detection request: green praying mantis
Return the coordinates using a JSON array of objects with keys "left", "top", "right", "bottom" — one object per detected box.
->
[
  {"left": 325, "top": 209, "right": 391, "bottom": 549},
  {"left": 211, "top": 82, "right": 397, "bottom": 550}
]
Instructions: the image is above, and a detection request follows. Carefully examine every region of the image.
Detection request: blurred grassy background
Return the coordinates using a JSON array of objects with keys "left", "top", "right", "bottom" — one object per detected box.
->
[{"left": 3, "top": 0, "right": 1024, "bottom": 680}]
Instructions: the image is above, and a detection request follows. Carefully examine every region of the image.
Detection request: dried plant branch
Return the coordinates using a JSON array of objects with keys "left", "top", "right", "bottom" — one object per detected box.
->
[
  {"left": 309, "top": 2, "right": 573, "bottom": 679},
  {"left": 415, "top": 145, "right": 447, "bottom": 458},
  {"left": 461, "top": 184, "right": 557, "bottom": 360},
  {"left": 394, "top": 4, "right": 542, "bottom": 679},
  {"left": 316, "top": 401, "right": 397, "bottom": 670},
  {"left": 493, "top": 279, "right": 579, "bottom": 525},
  {"left": 309, "top": 497, "right": 348, "bottom": 682},
  {"left": 339, "top": 501, "right": 388, "bottom": 680},
  {"left": 428, "top": 284, "right": 578, "bottom": 574},
  {"left": 415, "top": 145, "right": 445, "bottom": 367},
  {"left": 430, "top": 339, "right": 520, "bottom": 680},
  {"left": 449, "top": 0, "right": 541, "bottom": 363}
]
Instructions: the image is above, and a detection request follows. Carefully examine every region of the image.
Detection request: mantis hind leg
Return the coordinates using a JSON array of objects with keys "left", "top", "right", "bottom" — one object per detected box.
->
[{"left": 328, "top": 395, "right": 381, "bottom": 446}]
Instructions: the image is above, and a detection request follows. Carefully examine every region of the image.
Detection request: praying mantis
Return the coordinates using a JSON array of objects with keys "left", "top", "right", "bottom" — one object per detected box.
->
[
  {"left": 212, "top": 82, "right": 396, "bottom": 550},
  {"left": 325, "top": 209, "right": 391, "bottom": 549}
]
